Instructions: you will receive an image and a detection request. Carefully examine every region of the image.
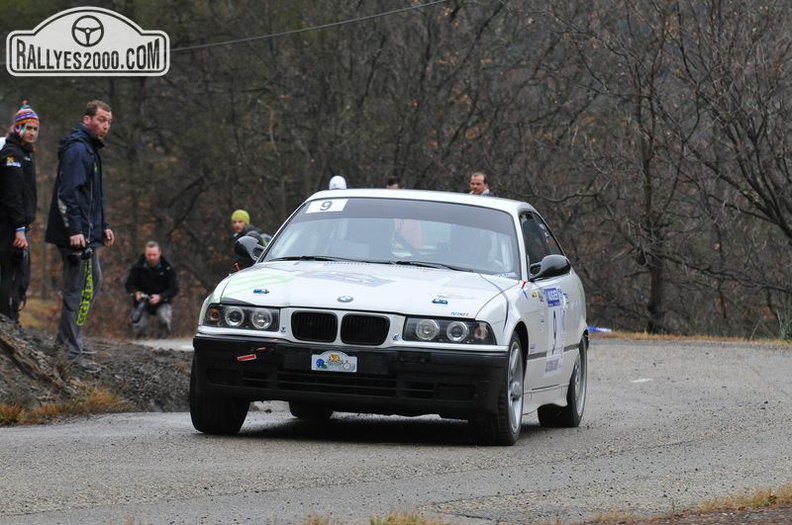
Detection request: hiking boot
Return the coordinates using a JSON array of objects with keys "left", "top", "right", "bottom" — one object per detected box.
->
[{"left": 68, "top": 355, "right": 101, "bottom": 374}]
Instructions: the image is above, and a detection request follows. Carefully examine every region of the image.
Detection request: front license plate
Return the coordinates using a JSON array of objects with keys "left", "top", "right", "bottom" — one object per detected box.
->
[{"left": 311, "top": 351, "right": 358, "bottom": 373}]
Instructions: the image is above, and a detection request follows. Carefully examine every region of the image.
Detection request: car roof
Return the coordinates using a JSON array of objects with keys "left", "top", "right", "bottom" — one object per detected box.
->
[{"left": 307, "top": 188, "right": 538, "bottom": 215}]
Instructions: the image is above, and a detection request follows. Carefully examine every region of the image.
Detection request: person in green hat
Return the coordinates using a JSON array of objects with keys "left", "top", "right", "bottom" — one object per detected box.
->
[{"left": 230, "top": 209, "right": 270, "bottom": 271}]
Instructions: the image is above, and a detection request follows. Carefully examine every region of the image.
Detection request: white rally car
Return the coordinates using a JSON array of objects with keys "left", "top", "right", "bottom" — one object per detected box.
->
[{"left": 191, "top": 189, "right": 588, "bottom": 445}]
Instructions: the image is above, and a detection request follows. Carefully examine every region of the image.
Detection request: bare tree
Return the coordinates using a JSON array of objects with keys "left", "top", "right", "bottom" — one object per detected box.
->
[{"left": 4, "top": 0, "right": 792, "bottom": 339}]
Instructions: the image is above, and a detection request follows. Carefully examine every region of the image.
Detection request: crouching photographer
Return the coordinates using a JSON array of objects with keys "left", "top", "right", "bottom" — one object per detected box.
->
[{"left": 124, "top": 241, "right": 178, "bottom": 339}]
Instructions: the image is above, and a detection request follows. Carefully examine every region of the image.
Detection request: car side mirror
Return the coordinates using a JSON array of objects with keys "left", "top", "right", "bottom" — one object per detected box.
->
[
  {"left": 235, "top": 235, "right": 265, "bottom": 261},
  {"left": 529, "top": 254, "right": 571, "bottom": 281}
]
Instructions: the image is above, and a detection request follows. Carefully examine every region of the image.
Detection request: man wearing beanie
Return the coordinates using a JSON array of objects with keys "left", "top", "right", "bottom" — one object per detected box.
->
[
  {"left": 230, "top": 209, "right": 270, "bottom": 271},
  {"left": 0, "top": 101, "right": 40, "bottom": 322},
  {"left": 45, "top": 100, "right": 115, "bottom": 372}
]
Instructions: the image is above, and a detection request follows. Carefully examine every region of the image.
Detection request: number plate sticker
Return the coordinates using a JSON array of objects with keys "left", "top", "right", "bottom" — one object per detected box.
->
[
  {"left": 305, "top": 199, "right": 347, "bottom": 214},
  {"left": 311, "top": 351, "right": 358, "bottom": 373}
]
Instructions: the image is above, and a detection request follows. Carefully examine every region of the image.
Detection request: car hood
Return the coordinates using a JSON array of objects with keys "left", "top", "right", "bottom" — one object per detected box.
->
[{"left": 210, "top": 260, "right": 516, "bottom": 318}]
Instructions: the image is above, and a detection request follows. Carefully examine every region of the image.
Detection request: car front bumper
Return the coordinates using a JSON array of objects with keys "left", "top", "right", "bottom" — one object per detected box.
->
[{"left": 192, "top": 334, "right": 508, "bottom": 419}]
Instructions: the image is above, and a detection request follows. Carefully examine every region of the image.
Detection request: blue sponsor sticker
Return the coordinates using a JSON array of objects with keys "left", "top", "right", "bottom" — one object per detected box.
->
[{"left": 545, "top": 288, "right": 561, "bottom": 307}]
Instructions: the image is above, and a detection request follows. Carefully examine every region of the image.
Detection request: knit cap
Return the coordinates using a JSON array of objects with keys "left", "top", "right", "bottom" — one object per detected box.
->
[
  {"left": 13, "top": 101, "right": 39, "bottom": 134},
  {"left": 231, "top": 209, "right": 250, "bottom": 224}
]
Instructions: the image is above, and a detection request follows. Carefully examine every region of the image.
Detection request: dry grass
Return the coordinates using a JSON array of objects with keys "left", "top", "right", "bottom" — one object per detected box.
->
[
  {"left": 300, "top": 515, "right": 452, "bottom": 525},
  {"left": 0, "top": 386, "right": 131, "bottom": 426},
  {"left": 0, "top": 402, "right": 25, "bottom": 425},
  {"left": 584, "top": 483, "right": 792, "bottom": 523},
  {"left": 369, "top": 516, "right": 452, "bottom": 525},
  {"left": 698, "top": 483, "right": 792, "bottom": 511}
]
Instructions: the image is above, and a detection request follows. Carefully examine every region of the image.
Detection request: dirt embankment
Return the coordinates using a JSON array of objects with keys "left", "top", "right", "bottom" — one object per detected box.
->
[{"left": 0, "top": 316, "right": 192, "bottom": 413}]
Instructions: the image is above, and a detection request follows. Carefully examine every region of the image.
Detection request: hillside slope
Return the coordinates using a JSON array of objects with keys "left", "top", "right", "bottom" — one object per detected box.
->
[{"left": 0, "top": 316, "right": 192, "bottom": 413}]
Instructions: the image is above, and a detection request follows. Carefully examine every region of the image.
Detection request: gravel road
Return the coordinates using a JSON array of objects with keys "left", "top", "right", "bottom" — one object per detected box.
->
[{"left": 1, "top": 338, "right": 790, "bottom": 524}]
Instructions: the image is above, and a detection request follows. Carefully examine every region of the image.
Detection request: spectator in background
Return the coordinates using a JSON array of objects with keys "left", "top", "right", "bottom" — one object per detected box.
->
[
  {"left": 469, "top": 172, "right": 494, "bottom": 196},
  {"left": 125, "top": 241, "right": 179, "bottom": 339},
  {"left": 230, "top": 209, "right": 270, "bottom": 271},
  {"left": 329, "top": 175, "right": 347, "bottom": 190},
  {"left": 0, "top": 101, "right": 40, "bottom": 323},
  {"left": 385, "top": 176, "right": 404, "bottom": 189},
  {"left": 45, "top": 100, "right": 115, "bottom": 373}
]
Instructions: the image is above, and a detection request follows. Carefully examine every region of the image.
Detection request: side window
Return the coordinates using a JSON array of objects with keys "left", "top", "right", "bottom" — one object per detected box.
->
[{"left": 520, "top": 213, "right": 563, "bottom": 267}]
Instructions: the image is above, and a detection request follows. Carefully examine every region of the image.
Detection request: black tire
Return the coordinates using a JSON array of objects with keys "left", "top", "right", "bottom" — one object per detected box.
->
[
  {"left": 538, "top": 337, "right": 587, "bottom": 428},
  {"left": 189, "top": 358, "right": 249, "bottom": 435},
  {"left": 470, "top": 333, "right": 525, "bottom": 446},
  {"left": 289, "top": 401, "right": 333, "bottom": 420}
]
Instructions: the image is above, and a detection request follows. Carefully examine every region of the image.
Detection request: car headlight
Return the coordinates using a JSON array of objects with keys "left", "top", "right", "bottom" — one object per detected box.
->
[
  {"left": 446, "top": 321, "right": 469, "bottom": 343},
  {"left": 404, "top": 318, "right": 495, "bottom": 344},
  {"left": 201, "top": 303, "right": 279, "bottom": 332},
  {"left": 414, "top": 319, "right": 440, "bottom": 341},
  {"left": 224, "top": 306, "right": 245, "bottom": 328},
  {"left": 250, "top": 309, "right": 274, "bottom": 330}
]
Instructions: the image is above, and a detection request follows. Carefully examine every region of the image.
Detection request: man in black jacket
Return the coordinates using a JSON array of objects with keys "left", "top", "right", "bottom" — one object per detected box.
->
[
  {"left": 125, "top": 241, "right": 179, "bottom": 338},
  {"left": 0, "top": 101, "right": 39, "bottom": 322},
  {"left": 45, "top": 100, "right": 115, "bottom": 371}
]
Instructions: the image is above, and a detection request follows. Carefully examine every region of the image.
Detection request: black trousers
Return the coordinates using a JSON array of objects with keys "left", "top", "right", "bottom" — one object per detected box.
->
[{"left": 0, "top": 228, "right": 30, "bottom": 322}]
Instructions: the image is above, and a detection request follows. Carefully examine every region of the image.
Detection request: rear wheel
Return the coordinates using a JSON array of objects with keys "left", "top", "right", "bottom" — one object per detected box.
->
[
  {"left": 289, "top": 401, "right": 333, "bottom": 420},
  {"left": 538, "top": 337, "right": 587, "bottom": 427},
  {"left": 471, "top": 333, "right": 524, "bottom": 446},
  {"left": 189, "top": 358, "right": 249, "bottom": 435}
]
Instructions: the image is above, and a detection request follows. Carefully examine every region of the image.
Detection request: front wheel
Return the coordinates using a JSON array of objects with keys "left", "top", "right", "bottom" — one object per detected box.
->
[
  {"left": 538, "top": 337, "right": 587, "bottom": 428},
  {"left": 189, "top": 358, "right": 249, "bottom": 435},
  {"left": 470, "top": 333, "right": 525, "bottom": 446}
]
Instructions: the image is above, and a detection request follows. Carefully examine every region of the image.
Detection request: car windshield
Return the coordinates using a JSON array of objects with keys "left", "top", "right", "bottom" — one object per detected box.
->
[{"left": 265, "top": 197, "right": 520, "bottom": 278}]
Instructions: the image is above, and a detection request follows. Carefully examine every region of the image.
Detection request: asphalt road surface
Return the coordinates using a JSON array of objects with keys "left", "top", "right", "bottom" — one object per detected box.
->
[{"left": 1, "top": 338, "right": 790, "bottom": 525}]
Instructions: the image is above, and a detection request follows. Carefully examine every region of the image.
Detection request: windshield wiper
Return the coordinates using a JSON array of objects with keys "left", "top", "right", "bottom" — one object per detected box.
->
[
  {"left": 269, "top": 255, "right": 357, "bottom": 262},
  {"left": 389, "top": 260, "right": 466, "bottom": 271}
]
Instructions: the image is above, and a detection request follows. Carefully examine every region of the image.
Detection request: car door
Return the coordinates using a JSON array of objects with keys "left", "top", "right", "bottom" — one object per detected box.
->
[{"left": 520, "top": 212, "right": 571, "bottom": 391}]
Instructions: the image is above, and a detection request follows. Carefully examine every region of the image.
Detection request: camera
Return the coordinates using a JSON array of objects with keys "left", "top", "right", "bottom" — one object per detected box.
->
[
  {"left": 131, "top": 293, "right": 150, "bottom": 323},
  {"left": 68, "top": 247, "right": 94, "bottom": 262}
]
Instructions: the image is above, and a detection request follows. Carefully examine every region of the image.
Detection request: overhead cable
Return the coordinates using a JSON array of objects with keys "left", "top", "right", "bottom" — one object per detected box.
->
[{"left": 172, "top": 0, "right": 450, "bottom": 53}]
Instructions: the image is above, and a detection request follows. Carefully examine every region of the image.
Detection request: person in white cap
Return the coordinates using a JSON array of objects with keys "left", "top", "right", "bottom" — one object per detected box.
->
[{"left": 328, "top": 175, "right": 347, "bottom": 190}]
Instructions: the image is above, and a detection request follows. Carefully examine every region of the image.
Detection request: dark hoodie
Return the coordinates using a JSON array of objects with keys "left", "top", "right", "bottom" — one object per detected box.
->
[
  {"left": 0, "top": 133, "right": 37, "bottom": 230},
  {"left": 45, "top": 124, "right": 108, "bottom": 248}
]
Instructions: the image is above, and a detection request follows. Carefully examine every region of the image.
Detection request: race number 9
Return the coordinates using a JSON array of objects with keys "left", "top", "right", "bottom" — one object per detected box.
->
[{"left": 306, "top": 199, "right": 348, "bottom": 214}]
